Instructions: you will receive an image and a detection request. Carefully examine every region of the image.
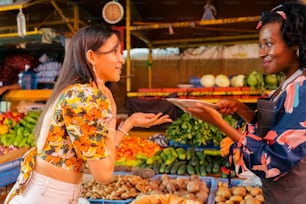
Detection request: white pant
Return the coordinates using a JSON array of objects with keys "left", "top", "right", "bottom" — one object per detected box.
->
[{"left": 6, "top": 171, "right": 82, "bottom": 204}]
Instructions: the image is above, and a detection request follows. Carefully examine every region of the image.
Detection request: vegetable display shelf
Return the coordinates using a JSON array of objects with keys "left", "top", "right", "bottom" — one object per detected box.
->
[
  {"left": 4, "top": 89, "right": 52, "bottom": 101},
  {"left": 128, "top": 87, "right": 270, "bottom": 103}
]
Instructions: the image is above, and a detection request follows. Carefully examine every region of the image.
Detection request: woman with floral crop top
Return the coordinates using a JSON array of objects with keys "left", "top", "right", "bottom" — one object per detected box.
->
[
  {"left": 187, "top": 2, "right": 306, "bottom": 204},
  {"left": 5, "top": 24, "right": 172, "bottom": 204}
]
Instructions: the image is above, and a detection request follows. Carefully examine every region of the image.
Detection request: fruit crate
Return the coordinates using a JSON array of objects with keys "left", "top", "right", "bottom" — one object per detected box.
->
[{"left": 0, "top": 158, "right": 22, "bottom": 187}]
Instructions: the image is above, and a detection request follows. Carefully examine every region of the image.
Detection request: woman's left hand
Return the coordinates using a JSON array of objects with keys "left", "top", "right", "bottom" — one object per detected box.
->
[{"left": 129, "top": 112, "right": 173, "bottom": 128}]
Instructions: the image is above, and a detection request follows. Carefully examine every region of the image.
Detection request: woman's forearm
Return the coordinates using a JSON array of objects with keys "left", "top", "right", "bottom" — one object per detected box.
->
[
  {"left": 235, "top": 101, "right": 255, "bottom": 123},
  {"left": 215, "top": 119, "right": 242, "bottom": 142}
]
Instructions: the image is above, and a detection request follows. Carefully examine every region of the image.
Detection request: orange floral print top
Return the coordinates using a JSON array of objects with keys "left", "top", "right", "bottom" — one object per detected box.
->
[
  {"left": 38, "top": 83, "right": 112, "bottom": 172},
  {"left": 5, "top": 83, "right": 112, "bottom": 203}
]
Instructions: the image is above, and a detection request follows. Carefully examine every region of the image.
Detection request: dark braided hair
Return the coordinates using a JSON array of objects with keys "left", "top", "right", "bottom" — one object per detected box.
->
[{"left": 257, "top": 2, "right": 306, "bottom": 68}]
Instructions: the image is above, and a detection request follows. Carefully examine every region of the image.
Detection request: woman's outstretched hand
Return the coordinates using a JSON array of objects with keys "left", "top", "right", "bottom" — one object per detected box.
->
[{"left": 128, "top": 112, "right": 173, "bottom": 128}]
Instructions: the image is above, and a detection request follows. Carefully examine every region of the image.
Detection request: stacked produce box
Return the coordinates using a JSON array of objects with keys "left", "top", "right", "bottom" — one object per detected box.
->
[{"left": 0, "top": 110, "right": 40, "bottom": 202}]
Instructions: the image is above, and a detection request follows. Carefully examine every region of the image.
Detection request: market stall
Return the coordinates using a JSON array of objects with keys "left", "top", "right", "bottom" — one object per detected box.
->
[{"left": 0, "top": 0, "right": 291, "bottom": 203}]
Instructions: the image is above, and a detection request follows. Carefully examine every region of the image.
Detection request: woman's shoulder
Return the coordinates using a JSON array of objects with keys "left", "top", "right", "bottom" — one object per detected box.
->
[
  {"left": 64, "top": 83, "right": 97, "bottom": 94},
  {"left": 60, "top": 83, "right": 104, "bottom": 101}
]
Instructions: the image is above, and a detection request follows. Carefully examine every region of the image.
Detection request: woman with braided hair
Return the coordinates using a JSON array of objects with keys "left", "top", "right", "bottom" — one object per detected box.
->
[{"left": 187, "top": 2, "right": 306, "bottom": 203}]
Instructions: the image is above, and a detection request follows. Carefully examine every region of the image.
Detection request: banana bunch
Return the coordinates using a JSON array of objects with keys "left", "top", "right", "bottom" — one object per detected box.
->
[{"left": 0, "top": 111, "right": 40, "bottom": 148}]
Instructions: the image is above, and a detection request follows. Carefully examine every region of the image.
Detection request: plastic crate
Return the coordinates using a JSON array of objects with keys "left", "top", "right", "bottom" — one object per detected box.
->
[
  {"left": 87, "top": 198, "right": 134, "bottom": 204},
  {"left": 151, "top": 174, "right": 217, "bottom": 204},
  {"left": 0, "top": 158, "right": 22, "bottom": 187},
  {"left": 216, "top": 178, "right": 242, "bottom": 188}
]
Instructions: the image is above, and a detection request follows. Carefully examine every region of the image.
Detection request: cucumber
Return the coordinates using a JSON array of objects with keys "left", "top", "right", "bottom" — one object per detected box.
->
[
  {"left": 159, "top": 163, "right": 166, "bottom": 174},
  {"left": 194, "top": 163, "right": 200, "bottom": 175},
  {"left": 195, "top": 151, "right": 206, "bottom": 165},
  {"left": 165, "top": 162, "right": 176, "bottom": 174},
  {"left": 152, "top": 161, "right": 161, "bottom": 173},
  {"left": 200, "top": 165, "right": 207, "bottom": 176},
  {"left": 190, "top": 155, "right": 199, "bottom": 166},
  {"left": 170, "top": 161, "right": 186, "bottom": 175},
  {"left": 186, "top": 147, "right": 194, "bottom": 160},
  {"left": 177, "top": 164, "right": 186, "bottom": 175},
  {"left": 186, "top": 163, "right": 195, "bottom": 175},
  {"left": 176, "top": 148, "right": 186, "bottom": 160},
  {"left": 165, "top": 156, "right": 177, "bottom": 166}
]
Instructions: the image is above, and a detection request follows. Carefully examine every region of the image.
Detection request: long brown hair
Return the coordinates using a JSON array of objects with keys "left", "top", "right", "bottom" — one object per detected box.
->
[{"left": 34, "top": 24, "right": 121, "bottom": 140}]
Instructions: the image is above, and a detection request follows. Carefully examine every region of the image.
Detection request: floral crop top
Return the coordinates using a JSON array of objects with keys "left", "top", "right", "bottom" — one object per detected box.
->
[
  {"left": 37, "top": 83, "right": 113, "bottom": 172},
  {"left": 5, "top": 83, "right": 114, "bottom": 203}
]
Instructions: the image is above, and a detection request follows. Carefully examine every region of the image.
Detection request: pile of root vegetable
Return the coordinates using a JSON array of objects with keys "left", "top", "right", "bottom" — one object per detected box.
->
[
  {"left": 215, "top": 180, "right": 264, "bottom": 204},
  {"left": 80, "top": 174, "right": 151, "bottom": 200},
  {"left": 81, "top": 174, "right": 210, "bottom": 203},
  {"left": 149, "top": 174, "right": 210, "bottom": 203}
]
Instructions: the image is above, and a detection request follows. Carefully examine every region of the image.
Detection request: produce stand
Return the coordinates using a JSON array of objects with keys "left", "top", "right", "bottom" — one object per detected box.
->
[
  {"left": 128, "top": 87, "right": 270, "bottom": 104},
  {"left": 0, "top": 109, "right": 40, "bottom": 202}
]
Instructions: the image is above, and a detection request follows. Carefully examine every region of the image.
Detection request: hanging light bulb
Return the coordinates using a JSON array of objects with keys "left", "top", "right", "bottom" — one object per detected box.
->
[{"left": 17, "top": 8, "right": 26, "bottom": 37}]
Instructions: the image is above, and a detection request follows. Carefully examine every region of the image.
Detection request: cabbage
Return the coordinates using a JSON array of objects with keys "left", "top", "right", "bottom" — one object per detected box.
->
[
  {"left": 246, "top": 71, "right": 264, "bottom": 90},
  {"left": 200, "top": 74, "right": 215, "bottom": 87},
  {"left": 265, "top": 74, "right": 278, "bottom": 90},
  {"left": 230, "top": 74, "right": 245, "bottom": 87},
  {"left": 215, "top": 74, "right": 230, "bottom": 87},
  {"left": 265, "top": 74, "right": 278, "bottom": 85}
]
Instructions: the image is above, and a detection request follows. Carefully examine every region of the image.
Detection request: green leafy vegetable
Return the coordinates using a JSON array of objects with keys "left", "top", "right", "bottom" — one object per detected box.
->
[{"left": 165, "top": 113, "right": 237, "bottom": 147}]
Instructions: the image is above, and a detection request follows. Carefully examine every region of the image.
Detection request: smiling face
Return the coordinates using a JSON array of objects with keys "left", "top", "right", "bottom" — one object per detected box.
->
[
  {"left": 258, "top": 22, "right": 299, "bottom": 77},
  {"left": 87, "top": 34, "right": 125, "bottom": 83}
]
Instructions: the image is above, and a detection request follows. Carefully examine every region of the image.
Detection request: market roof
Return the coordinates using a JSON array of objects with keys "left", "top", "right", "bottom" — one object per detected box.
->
[{"left": 0, "top": 0, "right": 292, "bottom": 49}]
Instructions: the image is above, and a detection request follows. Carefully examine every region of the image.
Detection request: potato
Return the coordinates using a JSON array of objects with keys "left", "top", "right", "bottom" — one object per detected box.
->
[
  {"left": 244, "top": 194, "right": 254, "bottom": 200},
  {"left": 196, "top": 191, "right": 208, "bottom": 203},
  {"left": 245, "top": 186, "right": 254, "bottom": 193},
  {"left": 215, "top": 195, "right": 226, "bottom": 202},
  {"left": 187, "top": 180, "right": 200, "bottom": 193},
  {"left": 250, "top": 188, "right": 261, "bottom": 196},
  {"left": 229, "top": 195, "right": 243, "bottom": 202},
  {"left": 232, "top": 186, "right": 247, "bottom": 197},
  {"left": 254, "top": 186, "right": 262, "bottom": 194},
  {"left": 244, "top": 198, "right": 261, "bottom": 204},
  {"left": 216, "top": 187, "right": 232, "bottom": 198},
  {"left": 255, "top": 194, "right": 264, "bottom": 203},
  {"left": 199, "top": 182, "right": 209, "bottom": 193}
]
